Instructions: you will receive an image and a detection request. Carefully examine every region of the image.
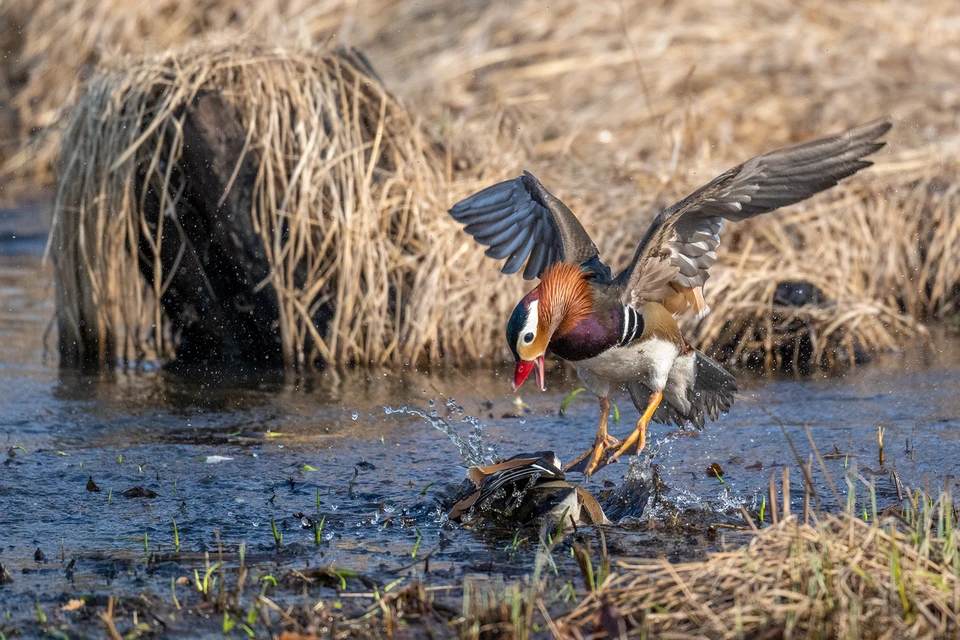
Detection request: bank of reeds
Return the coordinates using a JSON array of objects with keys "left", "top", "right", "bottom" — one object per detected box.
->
[
  {"left": 0, "top": 0, "right": 348, "bottom": 183},
  {"left": 26, "top": 0, "right": 960, "bottom": 369}
]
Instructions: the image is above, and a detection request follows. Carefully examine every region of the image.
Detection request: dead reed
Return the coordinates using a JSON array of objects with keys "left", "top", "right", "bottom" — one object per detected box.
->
[
  {"left": 0, "top": 0, "right": 347, "bottom": 184},
  {"left": 22, "top": 0, "right": 960, "bottom": 369},
  {"left": 561, "top": 472, "right": 960, "bottom": 640}
]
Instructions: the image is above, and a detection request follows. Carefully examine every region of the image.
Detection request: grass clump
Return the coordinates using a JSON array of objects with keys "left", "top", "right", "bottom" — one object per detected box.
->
[
  {"left": 561, "top": 492, "right": 960, "bottom": 639},
  {"left": 51, "top": 40, "right": 519, "bottom": 370}
]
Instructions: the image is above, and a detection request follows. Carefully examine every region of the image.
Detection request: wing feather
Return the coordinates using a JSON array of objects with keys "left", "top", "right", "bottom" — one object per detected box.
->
[
  {"left": 450, "top": 171, "right": 603, "bottom": 280},
  {"left": 617, "top": 117, "right": 892, "bottom": 312}
]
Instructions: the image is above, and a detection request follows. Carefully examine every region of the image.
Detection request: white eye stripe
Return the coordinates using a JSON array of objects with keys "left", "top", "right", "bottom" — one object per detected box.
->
[{"left": 519, "top": 300, "right": 539, "bottom": 349}]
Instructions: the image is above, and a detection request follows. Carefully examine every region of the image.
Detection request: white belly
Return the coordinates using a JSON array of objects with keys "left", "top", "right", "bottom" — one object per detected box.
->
[{"left": 576, "top": 338, "right": 680, "bottom": 398}]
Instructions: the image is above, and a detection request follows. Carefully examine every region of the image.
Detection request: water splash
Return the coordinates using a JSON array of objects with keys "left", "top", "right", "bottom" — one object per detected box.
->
[{"left": 385, "top": 399, "right": 495, "bottom": 468}]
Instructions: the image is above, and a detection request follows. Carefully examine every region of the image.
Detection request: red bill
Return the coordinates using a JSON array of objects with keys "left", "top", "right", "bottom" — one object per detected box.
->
[{"left": 512, "top": 355, "right": 545, "bottom": 392}]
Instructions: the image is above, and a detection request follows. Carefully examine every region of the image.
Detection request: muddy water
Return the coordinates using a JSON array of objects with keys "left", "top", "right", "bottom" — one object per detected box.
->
[{"left": 2, "top": 218, "right": 960, "bottom": 634}]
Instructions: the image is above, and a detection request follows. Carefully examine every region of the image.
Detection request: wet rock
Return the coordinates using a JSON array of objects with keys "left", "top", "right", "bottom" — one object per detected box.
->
[
  {"left": 134, "top": 90, "right": 283, "bottom": 371},
  {"left": 85, "top": 476, "right": 101, "bottom": 492},
  {"left": 34, "top": 547, "right": 46, "bottom": 563},
  {"left": 706, "top": 463, "right": 724, "bottom": 478},
  {"left": 773, "top": 281, "right": 826, "bottom": 307},
  {"left": 122, "top": 487, "right": 158, "bottom": 499},
  {"left": 769, "top": 280, "right": 871, "bottom": 370}
]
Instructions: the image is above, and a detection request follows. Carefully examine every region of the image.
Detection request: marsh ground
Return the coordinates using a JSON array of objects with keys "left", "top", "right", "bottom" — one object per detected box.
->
[{"left": 2, "top": 208, "right": 960, "bottom": 637}]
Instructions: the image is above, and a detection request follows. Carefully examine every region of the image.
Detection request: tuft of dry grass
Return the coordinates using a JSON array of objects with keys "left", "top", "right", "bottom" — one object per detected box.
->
[
  {"left": 27, "top": 0, "right": 960, "bottom": 369},
  {"left": 51, "top": 39, "right": 517, "bottom": 369},
  {"left": 561, "top": 507, "right": 960, "bottom": 639}
]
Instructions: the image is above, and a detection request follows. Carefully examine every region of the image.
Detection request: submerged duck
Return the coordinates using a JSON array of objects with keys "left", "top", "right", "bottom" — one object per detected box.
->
[
  {"left": 449, "top": 118, "right": 891, "bottom": 476},
  {"left": 448, "top": 451, "right": 609, "bottom": 527}
]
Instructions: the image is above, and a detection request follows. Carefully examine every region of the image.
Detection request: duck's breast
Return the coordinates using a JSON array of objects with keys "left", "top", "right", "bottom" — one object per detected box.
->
[{"left": 548, "top": 313, "right": 618, "bottom": 362}]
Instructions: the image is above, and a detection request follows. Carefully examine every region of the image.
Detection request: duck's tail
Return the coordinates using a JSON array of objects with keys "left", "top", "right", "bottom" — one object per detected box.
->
[{"left": 628, "top": 350, "right": 736, "bottom": 429}]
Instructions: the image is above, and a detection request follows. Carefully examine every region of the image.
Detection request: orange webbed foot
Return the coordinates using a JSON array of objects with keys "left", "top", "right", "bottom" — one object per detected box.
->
[{"left": 564, "top": 437, "right": 620, "bottom": 477}]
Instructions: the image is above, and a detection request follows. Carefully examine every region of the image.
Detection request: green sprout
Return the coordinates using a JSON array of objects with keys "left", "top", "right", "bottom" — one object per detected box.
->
[
  {"left": 559, "top": 388, "right": 585, "bottom": 415},
  {"left": 314, "top": 516, "right": 325, "bottom": 545},
  {"left": 411, "top": 527, "right": 422, "bottom": 558},
  {"left": 270, "top": 518, "right": 283, "bottom": 547}
]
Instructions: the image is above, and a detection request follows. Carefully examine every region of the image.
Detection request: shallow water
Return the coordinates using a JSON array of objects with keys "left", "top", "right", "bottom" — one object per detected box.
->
[{"left": 2, "top": 220, "right": 960, "bottom": 635}]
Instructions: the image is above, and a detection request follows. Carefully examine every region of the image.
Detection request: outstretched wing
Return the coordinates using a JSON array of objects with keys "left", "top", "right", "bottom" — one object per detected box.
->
[
  {"left": 616, "top": 117, "right": 892, "bottom": 314},
  {"left": 449, "top": 171, "right": 600, "bottom": 280}
]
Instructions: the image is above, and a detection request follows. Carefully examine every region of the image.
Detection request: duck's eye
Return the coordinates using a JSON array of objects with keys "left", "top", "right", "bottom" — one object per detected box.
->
[{"left": 523, "top": 332, "right": 535, "bottom": 344}]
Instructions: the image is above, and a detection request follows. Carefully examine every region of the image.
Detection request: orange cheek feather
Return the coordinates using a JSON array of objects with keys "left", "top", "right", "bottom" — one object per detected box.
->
[{"left": 516, "top": 331, "right": 549, "bottom": 361}]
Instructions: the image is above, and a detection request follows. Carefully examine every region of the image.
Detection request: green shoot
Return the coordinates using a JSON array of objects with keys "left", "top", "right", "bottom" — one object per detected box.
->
[
  {"left": 314, "top": 516, "right": 325, "bottom": 545},
  {"left": 270, "top": 518, "right": 283, "bottom": 547},
  {"left": 173, "top": 519, "right": 180, "bottom": 552},
  {"left": 223, "top": 612, "right": 235, "bottom": 633},
  {"left": 559, "top": 387, "right": 585, "bottom": 415},
  {"left": 411, "top": 527, "right": 422, "bottom": 558},
  {"left": 194, "top": 562, "right": 220, "bottom": 596}
]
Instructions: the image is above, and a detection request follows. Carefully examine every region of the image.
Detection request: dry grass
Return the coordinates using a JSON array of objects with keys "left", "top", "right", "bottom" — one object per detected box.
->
[
  {"left": 20, "top": 0, "right": 960, "bottom": 369},
  {"left": 0, "top": 0, "right": 349, "bottom": 184},
  {"left": 51, "top": 39, "right": 533, "bottom": 368},
  {"left": 561, "top": 495, "right": 960, "bottom": 639}
]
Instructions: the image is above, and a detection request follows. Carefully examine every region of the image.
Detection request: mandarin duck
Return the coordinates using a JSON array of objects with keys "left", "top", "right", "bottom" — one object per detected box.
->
[
  {"left": 448, "top": 118, "right": 891, "bottom": 476},
  {"left": 447, "top": 451, "right": 609, "bottom": 527}
]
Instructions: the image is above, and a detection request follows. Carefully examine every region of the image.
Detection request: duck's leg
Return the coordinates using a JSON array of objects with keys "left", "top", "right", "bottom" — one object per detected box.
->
[
  {"left": 610, "top": 390, "right": 662, "bottom": 461},
  {"left": 564, "top": 397, "right": 618, "bottom": 476}
]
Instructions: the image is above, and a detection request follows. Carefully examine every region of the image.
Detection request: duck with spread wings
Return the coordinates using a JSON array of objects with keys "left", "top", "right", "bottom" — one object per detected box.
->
[{"left": 448, "top": 118, "right": 891, "bottom": 476}]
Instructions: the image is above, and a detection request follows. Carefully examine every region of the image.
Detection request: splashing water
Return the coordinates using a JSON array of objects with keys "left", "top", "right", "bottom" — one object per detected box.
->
[{"left": 385, "top": 399, "right": 495, "bottom": 468}]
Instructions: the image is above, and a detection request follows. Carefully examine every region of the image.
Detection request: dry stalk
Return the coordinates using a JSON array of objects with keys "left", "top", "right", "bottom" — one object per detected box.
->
[{"left": 16, "top": 0, "right": 960, "bottom": 369}]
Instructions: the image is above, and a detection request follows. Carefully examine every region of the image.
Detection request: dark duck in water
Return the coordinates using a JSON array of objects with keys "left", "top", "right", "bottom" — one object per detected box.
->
[{"left": 449, "top": 118, "right": 892, "bottom": 476}]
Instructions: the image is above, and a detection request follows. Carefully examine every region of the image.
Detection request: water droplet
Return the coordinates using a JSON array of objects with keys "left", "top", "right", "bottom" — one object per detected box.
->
[{"left": 351, "top": 412, "right": 359, "bottom": 421}]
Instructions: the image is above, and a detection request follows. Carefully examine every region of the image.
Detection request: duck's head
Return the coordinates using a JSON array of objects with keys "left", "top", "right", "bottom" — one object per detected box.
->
[
  {"left": 506, "top": 289, "right": 548, "bottom": 391},
  {"left": 505, "top": 262, "right": 594, "bottom": 392}
]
